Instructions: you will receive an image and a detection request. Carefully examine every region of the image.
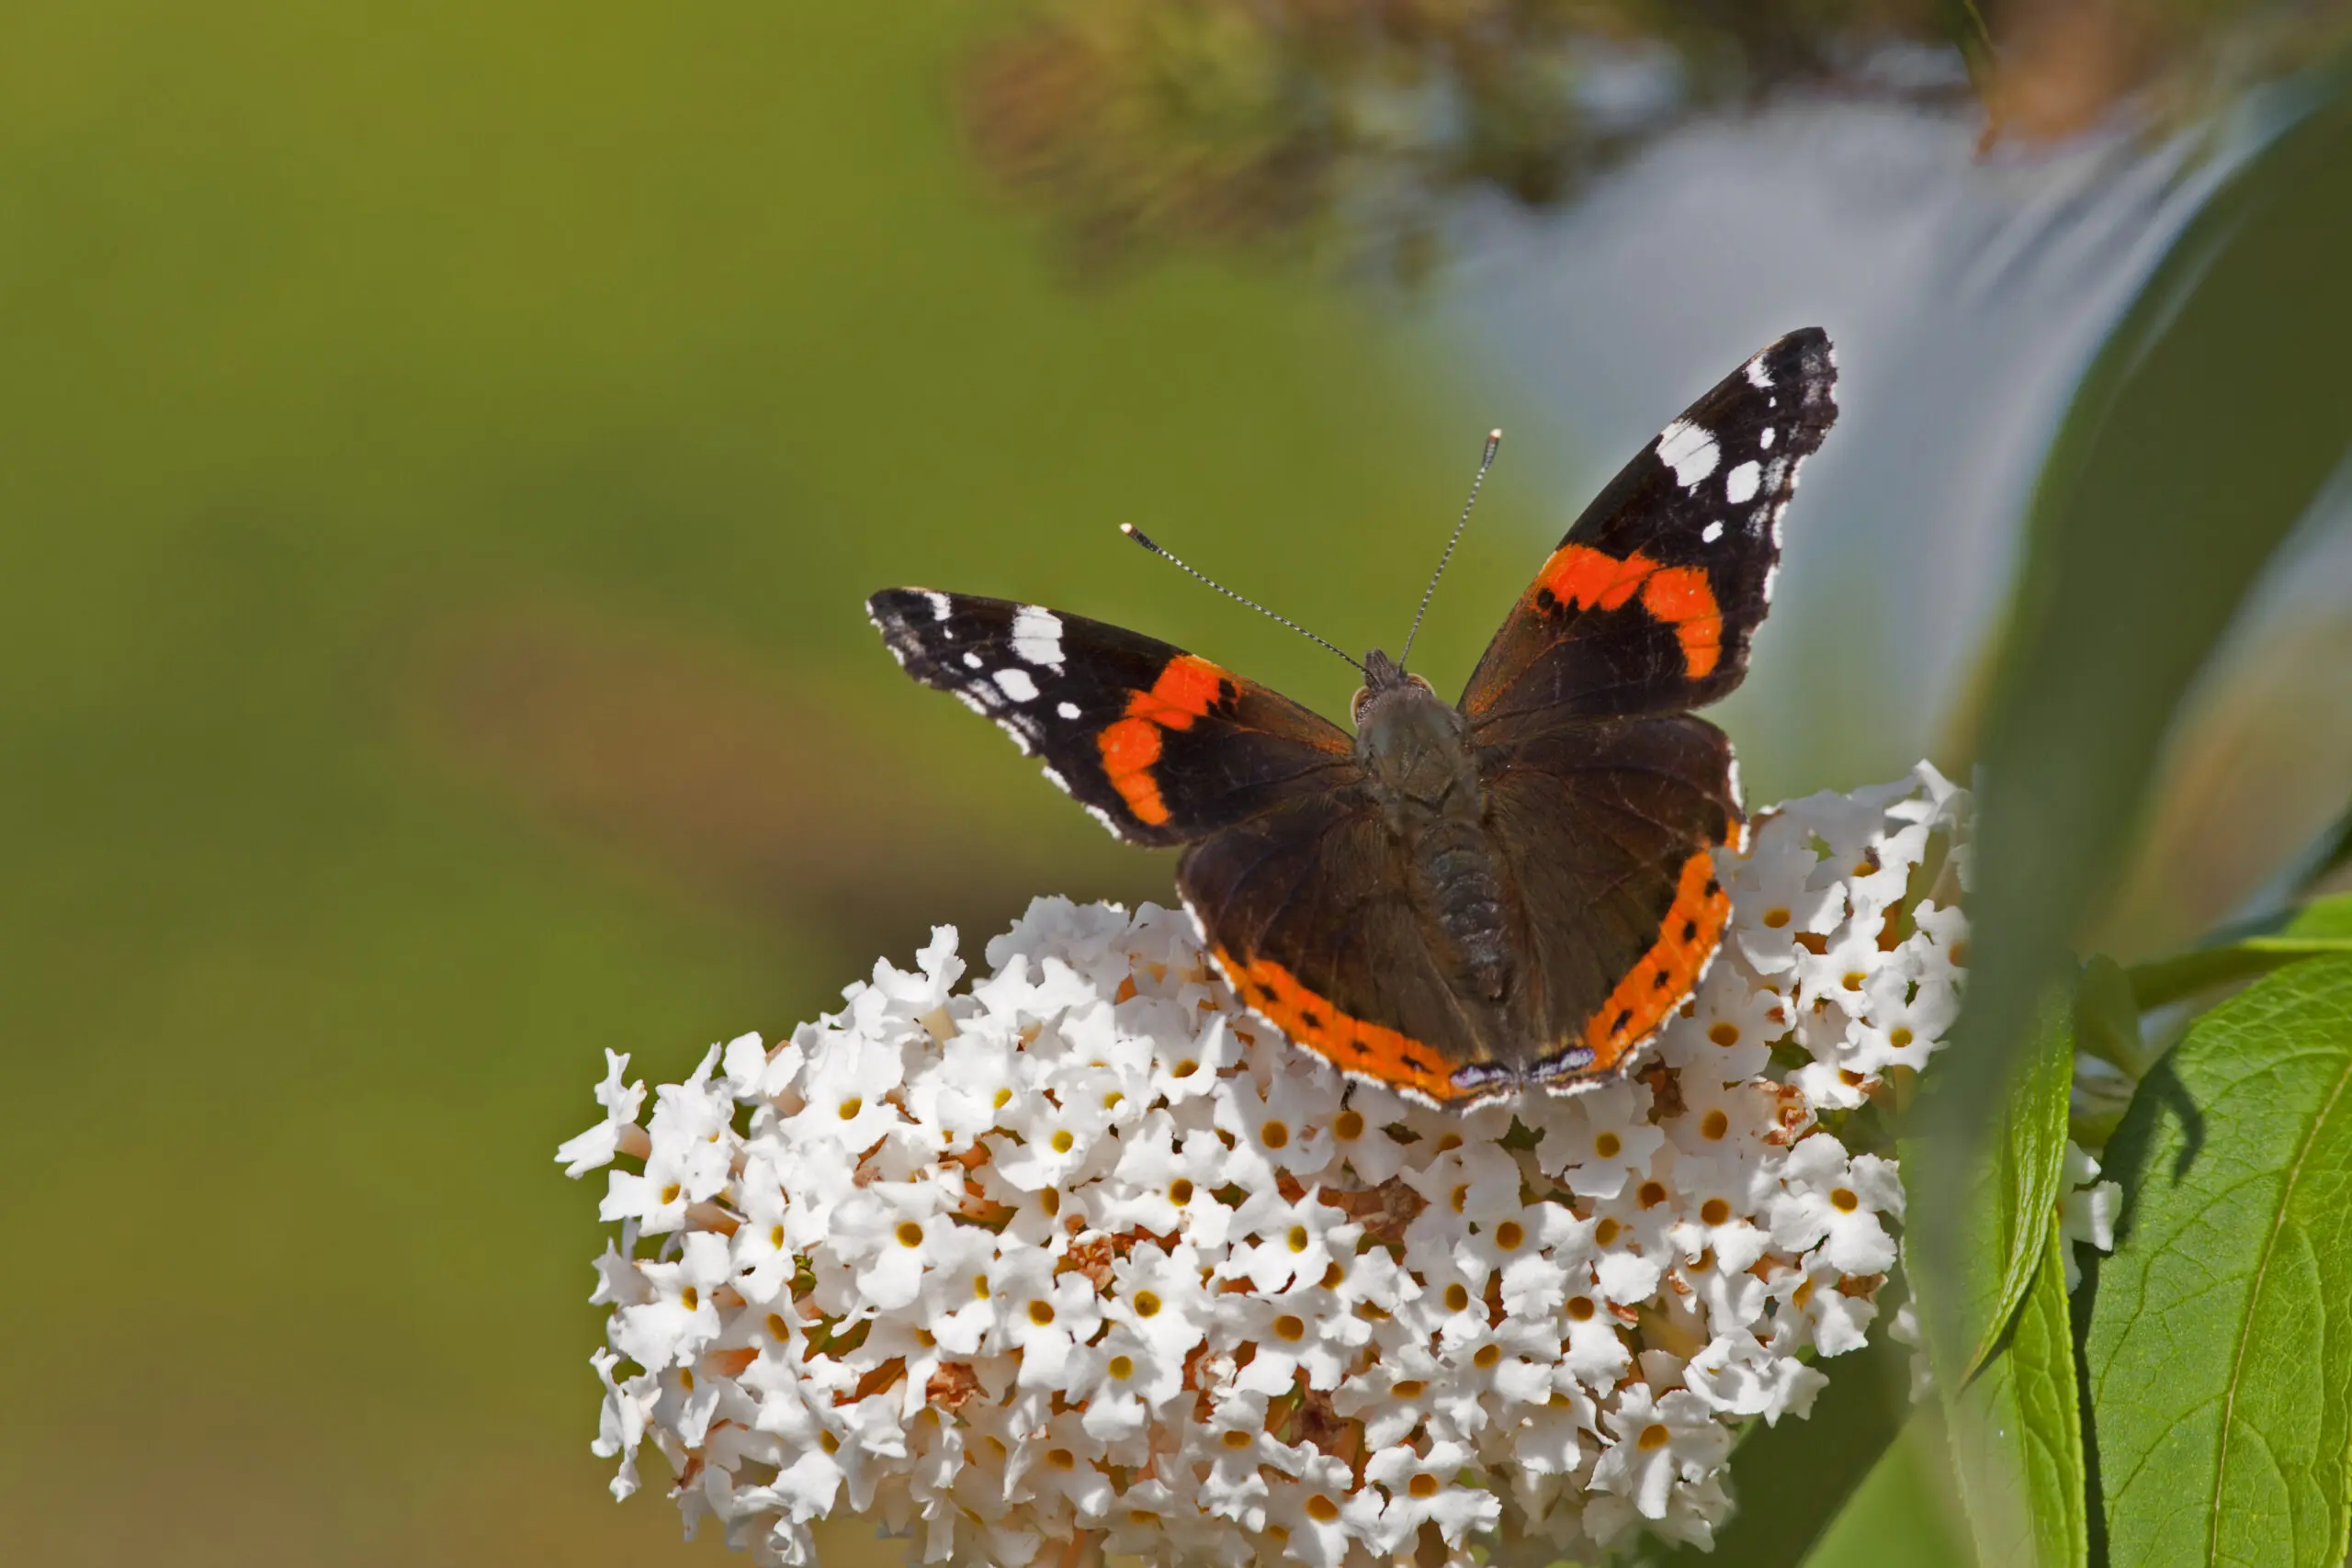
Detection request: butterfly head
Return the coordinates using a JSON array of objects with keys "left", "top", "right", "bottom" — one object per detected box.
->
[{"left": 1351, "top": 646, "right": 1446, "bottom": 728}]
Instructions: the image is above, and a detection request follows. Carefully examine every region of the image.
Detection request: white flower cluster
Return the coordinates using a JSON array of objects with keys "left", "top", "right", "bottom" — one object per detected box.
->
[{"left": 560, "top": 767, "right": 1975, "bottom": 1565}]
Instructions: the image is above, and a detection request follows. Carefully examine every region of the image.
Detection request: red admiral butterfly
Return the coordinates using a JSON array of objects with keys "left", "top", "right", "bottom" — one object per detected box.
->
[{"left": 871, "top": 330, "right": 1837, "bottom": 1106}]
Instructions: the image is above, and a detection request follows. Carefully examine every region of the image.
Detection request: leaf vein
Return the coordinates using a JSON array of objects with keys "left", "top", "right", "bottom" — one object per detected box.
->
[{"left": 2205, "top": 1037, "right": 2352, "bottom": 1562}]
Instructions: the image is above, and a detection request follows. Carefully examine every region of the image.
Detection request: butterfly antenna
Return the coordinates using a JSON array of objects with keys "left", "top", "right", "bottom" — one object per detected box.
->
[
  {"left": 1119, "top": 524, "right": 1365, "bottom": 673},
  {"left": 1397, "top": 428, "right": 1502, "bottom": 667}
]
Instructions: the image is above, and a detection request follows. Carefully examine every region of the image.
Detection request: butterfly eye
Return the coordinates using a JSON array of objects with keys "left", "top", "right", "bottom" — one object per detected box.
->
[
  {"left": 1407, "top": 673, "right": 1434, "bottom": 694},
  {"left": 1350, "top": 686, "right": 1371, "bottom": 723}
]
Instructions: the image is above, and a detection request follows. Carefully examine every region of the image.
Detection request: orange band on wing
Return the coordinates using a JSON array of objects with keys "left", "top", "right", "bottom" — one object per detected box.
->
[
  {"left": 1539, "top": 543, "right": 1653, "bottom": 612},
  {"left": 1638, "top": 565, "right": 1723, "bottom": 679},
  {"left": 1125, "top": 654, "right": 1227, "bottom": 728},
  {"left": 1213, "top": 947, "right": 1465, "bottom": 1104},
  {"left": 1534, "top": 545, "right": 1724, "bottom": 679},
  {"left": 1098, "top": 716, "right": 1168, "bottom": 822},
  {"left": 1577, "top": 848, "right": 1731, "bottom": 1071},
  {"left": 1096, "top": 654, "right": 1233, "bottom": 827}
]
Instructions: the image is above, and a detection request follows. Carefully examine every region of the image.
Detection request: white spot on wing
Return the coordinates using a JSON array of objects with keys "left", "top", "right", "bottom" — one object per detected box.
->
[
  {"left": 963, "top": 651, "right": 983, "bottom": 669},
  {"left": 1758, "top": 427, "right": 1776, "bottom": 450},
  {"left": 1724, "top": 461, "right": 1760, "bottom": 505},
  {"left": 925, "top": 591, "right": 952, "bottom": 622},
  {"left": 992, "top": 667, "right": 1039, "bottom": 704},
  {"left": 1011, "top": 604, "right": 1065, "bottom": 671},
  {"left": 1057, "top": 701, "right": 1081, "bottom": 719},
  {"left": 1039, "top": 764, "right": 1070, "bottom": 794},
  {"left": 1746, "top": 357, "right": 1773, "bottom": 389},
  {"left": 1083, "top": 803, "right": 1124, "bottom": 839},
  {"left": 1702, "top": 521, "right": 1724, "bottom": 544},
  {"left": 1656, "top": 419, "right": 1719, "bottom": 489}
]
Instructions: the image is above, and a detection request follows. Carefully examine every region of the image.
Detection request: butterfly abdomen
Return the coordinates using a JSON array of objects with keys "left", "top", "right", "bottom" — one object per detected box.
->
[{"left": 1414, "top": 815, "right": 1515, "bottom": 1000}]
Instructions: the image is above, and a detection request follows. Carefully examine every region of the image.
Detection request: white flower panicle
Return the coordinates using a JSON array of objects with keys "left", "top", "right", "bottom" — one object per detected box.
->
[{"left": 559, "top": 766, "right": 1979, "bottom": 1565}]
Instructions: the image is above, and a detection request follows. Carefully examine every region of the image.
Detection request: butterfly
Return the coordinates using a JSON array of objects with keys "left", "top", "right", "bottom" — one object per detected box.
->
[{"left": 869, "top": 329, "right": 1838, "bottom": 1106}]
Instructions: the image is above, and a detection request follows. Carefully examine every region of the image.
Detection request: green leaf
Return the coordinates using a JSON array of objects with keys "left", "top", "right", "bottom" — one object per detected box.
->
[
  {"left": 2301, "top": 804, "right": 2352, "bottom": 892},
  {"left": 2126, "top": 894, "right": 2352, "bottom": 1010},
  {"left": 1914, "top": 987, "right": 2077, "bottom": 1380},
  {"left": 2126, "top": 939, "right": 2352, "bottom": 1011},
  {"left": 2286, "top": 892, "right": 2352, "bottom": 942},
  {"left": 1973, "top": 992, "right": 2079, "bottom": 1376},
  {"left": 1636, "top": 1335, "right": 1912, "bottom": 1568},
  {"left": 1944, "top": 1222, "right": 2091, "bottom": 1568},
  {"left": 1917, "top": 85, "right": 2352, "bottom": 1280},
  {"left": 2083, "top": 955, "right": 2352, "bottom": 1567},
  {"left": 2076, "top": 953, "right": 2153, "bottom": 1079}
]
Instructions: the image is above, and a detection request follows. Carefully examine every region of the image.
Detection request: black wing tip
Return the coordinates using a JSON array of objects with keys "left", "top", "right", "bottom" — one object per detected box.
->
[
  {"left": 1766, "top": 325, "right": 1832, "bottom": 359},
  {"left": 1761, "top": 328, "right": 1838, "bottom": 395}
]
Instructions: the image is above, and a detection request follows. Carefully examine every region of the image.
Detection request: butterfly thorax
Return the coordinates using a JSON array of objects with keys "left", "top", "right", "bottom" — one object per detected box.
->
[{"left": 1354, "top": 651, "right": 1516, "bottom": 1010}]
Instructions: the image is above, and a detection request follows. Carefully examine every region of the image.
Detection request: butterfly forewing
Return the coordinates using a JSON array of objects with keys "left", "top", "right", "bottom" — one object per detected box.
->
[
  {"left": 867, "top": 590, "right": 1358, "bottom": 848},
  {"left": 1461, "top": 328, "right": 1838, "bottom": 740}
]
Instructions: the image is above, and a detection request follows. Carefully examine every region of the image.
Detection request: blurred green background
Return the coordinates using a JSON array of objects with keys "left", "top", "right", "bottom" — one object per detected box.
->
[{"left": 6, "top": 2, "right": 2347, "bottom": 1565}]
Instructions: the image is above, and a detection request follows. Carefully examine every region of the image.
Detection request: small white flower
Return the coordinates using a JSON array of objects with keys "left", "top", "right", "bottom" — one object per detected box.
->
[
  {"left": 1544, "top": 1082, "right": 1667, "bottom": 1200},
  {"left": 1364, "top": 1439, "right": 1500, "bottom": 1548},
  {"left": 590, "top": 1346, "right": 658, "bottom": 1500},
  {"left": 1792, "top": 924, "right": 1897, "bottom": 1021},
  {"left": 1215, "top": 1061, "right": 1340, "bottom": 1177},
  {"left": 1220, "top": 1190, "right": 1356, "bottom": 1294},
  {"left": 613, "top": 1230, "right": 730, "bottom": 1373},
  {"left": 1772, "top": 1252, "right": 1883, "bottom": 1357},
  {"left": 1557, "top": 1275, "right": 1636, "bottom": 1389},
  {"left": 1684, "top": 1325, "right": 1829, "bottom": 1423},
  {"left": 782, "top": 1031, "right": 905, "bottom": 1152},
  {"left": 1104, "top": 1239, "right": 1213, "bottom": 1364},
  {"left": 1667, "top": 1154, "right": 1773, "bottom": 1274},
  {"left": 2059, "top": 1140, "right": 2121, "bottom": 1291},
  {"left": 991, "top": 1248, "right": 1103, "bottom": 1390},
  {"left": 1591, "top": 1380, "right": 1734, "bottom": 1524},
  {"left": 1770, "top": 1134, "right": 1902, "bottom": 1275},
  {"left": 1333, "top": 1340, "right": 1448, "bottom": 1449},
  {"left": 1327, "top": 1084, "right": 1418, "bottom": 1181},
  {"left": 1730, "top": 841, "right": 1847, "bottom": 976},
  {"left": 1659, "top": 960, "right": 1787, "bottom": 1083},
  {"left": 1069, "top": 1321, "right": 1182, "bottom": 1440},
  {"left": 1888, "top": 1297, "right": 1935, "bottom": 1402},
  {"left": 1666, "top": 1073, "right": 1781, "bottom": 1160},
  {"left": 558, "top": 1050, "right": 647, "bottom": 1176},
  {"left": 1265, "top": 1453, "right": 1378, "bottom": 1568}
]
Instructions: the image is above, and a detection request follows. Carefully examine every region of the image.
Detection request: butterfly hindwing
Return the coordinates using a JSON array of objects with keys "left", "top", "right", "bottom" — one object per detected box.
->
[
  {"left": 867, "top": 590, "right": 1358, "bottom": 847},
  {"left": 1477, "top": 715, "right": 1742, "bottom": 1086},
  {"left": 1461, "top": 328, "right": 1838, "bottom": 739},
  {"left": 1176, "top": 795, "right": 1510, "bottom": 1106}
]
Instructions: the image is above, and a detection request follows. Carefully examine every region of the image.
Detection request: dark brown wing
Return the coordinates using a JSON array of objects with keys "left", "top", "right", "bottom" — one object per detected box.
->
[
  {"left": 1461, "top": 329, "right": 1837, "bottom": 743},
  {"left": 1176, "top": 795, "right": 1520, "bottom": 1107},
  {"left": 869, "top": 590, "right": 1358, "bottom": 847},
  {"left": 1479, "top": 715, "right": 1742, "bottom": 1083}
]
